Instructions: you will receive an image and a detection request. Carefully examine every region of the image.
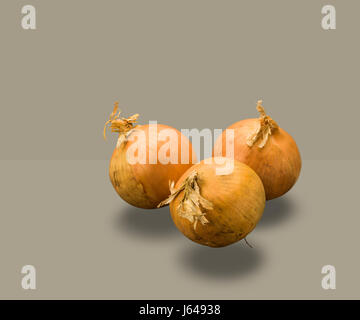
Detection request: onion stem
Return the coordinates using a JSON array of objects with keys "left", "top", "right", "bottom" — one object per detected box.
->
[
  {"left": 103, "top": 101, "right": 139, "bottom": 142},
  {"left": 246, "top": 100, "right": 278, "bottom": 148},
  {"left": 158, "top": 171, "right": 213, "bottom": 230}
]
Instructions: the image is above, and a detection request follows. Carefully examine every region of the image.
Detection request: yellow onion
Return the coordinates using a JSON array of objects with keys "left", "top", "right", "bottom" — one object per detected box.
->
[
  {"left": 214, "top": 100, "right": 301, "bottom": 200},
  {"left": 158, "top": 157, "right": 265, "bottom": 247},
  {"left": 104, "top": 103, "right": 196, "bottom": 209}
]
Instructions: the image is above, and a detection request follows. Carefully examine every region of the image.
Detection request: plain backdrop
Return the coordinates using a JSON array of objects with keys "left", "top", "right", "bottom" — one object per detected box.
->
[{"left": 0, "top": 0, "right": 359, "bottom": 160}]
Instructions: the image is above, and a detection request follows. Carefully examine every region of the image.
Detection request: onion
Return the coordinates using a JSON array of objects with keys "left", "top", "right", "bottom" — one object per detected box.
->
[
  {"left": 213, "top": 100, "right": 301, "bottom": 200},
  {"left": 104, "top": 103, "right": 196, "bottom": 209},
  {"left": 158, "top": 157, "right": 265, "bottom": 247}
]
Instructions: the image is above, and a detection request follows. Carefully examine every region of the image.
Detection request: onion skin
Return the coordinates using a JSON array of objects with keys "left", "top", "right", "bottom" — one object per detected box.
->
[
  {"left": 214, "top": 113, "right": 301, "bottom": 200},
  {"left": 169, "top": 158, "right": 265, "bottom": 247},
  {"left": 110, "top": 124, "right": 196, "bottom": 209}
]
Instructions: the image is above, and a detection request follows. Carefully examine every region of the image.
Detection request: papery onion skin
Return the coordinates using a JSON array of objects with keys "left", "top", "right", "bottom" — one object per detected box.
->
[
  {"left": 110, "top": 124, "right": 196, "bottom": 209},
  {"left": 169, "top": 158, "right": 265, "bottom": 247},
  {"left": 214, "top": 114, "right": 301, "bottom": 200}
]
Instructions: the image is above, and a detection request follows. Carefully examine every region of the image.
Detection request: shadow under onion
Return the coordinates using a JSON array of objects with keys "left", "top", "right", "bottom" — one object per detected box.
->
[
  {"left": 115, "top": 205, "right": 179, "bottom": 240},
  {"left": 256, "top": 195, "right": 297, "bottom": 229},
  {"left": 177, "top": 242, "right": 264, "bottom": 280}
]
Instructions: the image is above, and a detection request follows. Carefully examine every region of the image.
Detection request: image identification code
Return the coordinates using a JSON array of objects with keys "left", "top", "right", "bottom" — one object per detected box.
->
[{"left": 139, "top": 304, "right": 221, "bottom": 317}]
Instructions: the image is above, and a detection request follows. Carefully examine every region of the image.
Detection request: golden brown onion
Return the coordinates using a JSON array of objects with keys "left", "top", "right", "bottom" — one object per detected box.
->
[
  {"left": 159, "top": 158, "right": 265, "bottom": 247},
  {"left": 105, "top": 103, "right": 196, "bottom": 209},
  {"left": 213, "top": 100, "right": 301, "bottom": 200}
]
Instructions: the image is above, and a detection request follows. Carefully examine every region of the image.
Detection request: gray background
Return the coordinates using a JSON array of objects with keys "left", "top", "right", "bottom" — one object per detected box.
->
[{"left": 0, "top": 0, "right": 359, "bottom": 299}]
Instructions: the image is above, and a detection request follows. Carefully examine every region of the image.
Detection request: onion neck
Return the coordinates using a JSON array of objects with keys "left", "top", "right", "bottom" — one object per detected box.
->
[
  {"left": 158, "top": 171, "right": 213, "bottom": 230},
  {"left": 246, "top": 100, "right": 278, "bottom": 148},
  {"left": 103, "top": 102, "right": 139, "bottom": 148}
]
